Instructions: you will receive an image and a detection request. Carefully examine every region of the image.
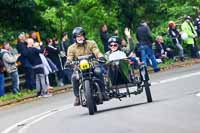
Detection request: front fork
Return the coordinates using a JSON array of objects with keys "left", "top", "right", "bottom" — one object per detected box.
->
[{"left": 79, "top": 79, "right": 104, "bottom": 106}]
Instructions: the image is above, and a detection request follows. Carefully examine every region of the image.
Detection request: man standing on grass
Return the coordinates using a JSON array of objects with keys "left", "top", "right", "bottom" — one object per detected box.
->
[
  {"left": 136, "top": 21, "right": 160, "bottom": 72},
  {"left": 181, "top": 16, "right": 199, "bottom": 58},
  {"left": 0, "top": 48, "right": 5, "bottom": 96},
  {"left": 2, "top": 42, "right": 20, "bottom": 94}
]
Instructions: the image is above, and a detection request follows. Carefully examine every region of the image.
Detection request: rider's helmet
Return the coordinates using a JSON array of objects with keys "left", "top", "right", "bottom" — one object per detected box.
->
[
  {"left": 168, "top": 21, "right": 176, "bottom": 28},
  {"left": 72, "top": 27, "right": 86, "bottom": 45}
]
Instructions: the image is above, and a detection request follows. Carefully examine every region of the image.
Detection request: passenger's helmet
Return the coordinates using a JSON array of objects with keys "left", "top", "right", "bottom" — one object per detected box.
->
[
  {"left": 108, "top": 36, "right": 120, "bottom": 45},
  {"left": 72, "top": 27, "right": 86, "bottom": 39}
]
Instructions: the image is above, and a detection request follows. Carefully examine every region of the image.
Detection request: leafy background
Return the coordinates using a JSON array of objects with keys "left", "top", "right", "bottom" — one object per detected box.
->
[{"left": 0, "top": 0, "right": 200, "bottom": 52}]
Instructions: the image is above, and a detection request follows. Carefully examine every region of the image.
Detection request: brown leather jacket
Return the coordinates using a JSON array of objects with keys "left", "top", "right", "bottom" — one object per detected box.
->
[{"left": 67, "top": 40, "right": 103, "bottom": 62}]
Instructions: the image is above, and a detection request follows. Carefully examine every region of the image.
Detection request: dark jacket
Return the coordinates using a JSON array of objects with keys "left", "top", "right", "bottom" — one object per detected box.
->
[
  {"left": 194, "top": 17, "right": 200, "bottom": 36},
  {"left": 59, "top": 41, "right": 68, "bottom": 68},
  {"left": 60, "top": 41, "right": 68, "bottom": 53},
  {"left": 154, "top": 42, "right": 174, "bottom": 59},
  {"left": 46, "top": 44, "right": 62, "bottom": 70},
  {"left": 16, "top": 42, "right": 32, "bottom": 68},
  {"left": 136, "top": 25, "right": 154, "bottom": 45},
  {"left": 154, "top": 42, "right": 167, "bottom": 58},
  {"left": 100, "top": 31, "right": 110, "bottom": 52},
  {"left": 168, "top": 28, "right": 182, "bottom": 45},
  {"left": 27, "top": 47, "right": 44, "bottom": 74}
]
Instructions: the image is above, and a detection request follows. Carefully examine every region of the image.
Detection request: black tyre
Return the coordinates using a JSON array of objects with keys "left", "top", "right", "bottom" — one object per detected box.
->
[
  {"left": 144, "top": 81, "right": 152, "bottom": 102},
  {"left": 84, "top": 80, "right": 96, "bottom": 115},
  {"left": 94, "top": 82, "right": 103, "bottom": 104}
]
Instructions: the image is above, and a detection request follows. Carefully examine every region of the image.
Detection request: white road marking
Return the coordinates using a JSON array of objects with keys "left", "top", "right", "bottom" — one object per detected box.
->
[
  {"left": 2, "top": 71, "right": 200, "bottom": 133},
  {"left": 196, "top": 93, "right": 200, "bottom": 97},
  {"left": 18, "top": 105, "right": 73, "bottom": 133},
  {"left": 1, "top": 104, "right": 73, "bottom": 133},
  {"left": 151, "top": 71, "right": 200, "bottom": 85}
]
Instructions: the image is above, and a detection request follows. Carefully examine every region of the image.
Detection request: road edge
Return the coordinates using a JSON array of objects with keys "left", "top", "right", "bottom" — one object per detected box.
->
[{"left": 0, "top": 59, "right": 200, "bottom": 109}]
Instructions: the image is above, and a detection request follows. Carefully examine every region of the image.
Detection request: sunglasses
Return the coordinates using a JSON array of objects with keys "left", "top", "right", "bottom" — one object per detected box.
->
[{"left": 110, "top": 44, "right": 118, "bottom": 47}]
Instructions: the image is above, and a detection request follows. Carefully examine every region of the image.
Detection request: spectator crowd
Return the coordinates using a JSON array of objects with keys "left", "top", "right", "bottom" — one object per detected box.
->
[{"left": 0, "top": 13, "right": 200, "bottom": 98}]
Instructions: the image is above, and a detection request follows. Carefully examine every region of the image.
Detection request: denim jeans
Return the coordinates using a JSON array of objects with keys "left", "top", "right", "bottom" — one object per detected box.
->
[
  {"left": 0, "top": 73, "right": 5, "bottom": 96},
  {"left": 175, "top": 43, "right": 184, "bottom": 58},
  {"left": 24, "top": 67, "right": 35, "bottom": 89},
  {"left": 138, "top": 44, "right": 159, "bottom": 70},
  {"left": 10, "top": 71, "right": 20, "bottom": 94}
]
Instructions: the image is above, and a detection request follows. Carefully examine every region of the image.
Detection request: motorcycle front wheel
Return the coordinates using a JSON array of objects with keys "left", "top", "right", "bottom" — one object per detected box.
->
[{"left": 84, "top": 80, "right": 97, "bottom": 115}]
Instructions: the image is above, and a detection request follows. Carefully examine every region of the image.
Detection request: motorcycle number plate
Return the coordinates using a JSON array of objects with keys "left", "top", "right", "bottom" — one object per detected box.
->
[{"left": 119, "top": 87, "right": 137, "bottom": 93}]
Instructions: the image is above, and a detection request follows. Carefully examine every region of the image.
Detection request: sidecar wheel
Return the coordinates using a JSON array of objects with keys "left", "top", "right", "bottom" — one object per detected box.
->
[{"left": 144, "top": 81, "right": 152, "bottom": 102}]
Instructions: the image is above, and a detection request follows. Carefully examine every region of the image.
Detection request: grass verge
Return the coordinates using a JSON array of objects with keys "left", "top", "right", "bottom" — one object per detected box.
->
[{"left": 0, "top": 89, "right": 36, "bottom": 103}]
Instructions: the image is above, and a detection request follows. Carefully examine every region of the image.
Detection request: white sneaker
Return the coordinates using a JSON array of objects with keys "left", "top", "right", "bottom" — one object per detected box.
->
[
  {"left": 42, "top": 94, "right": 52, "bottom": 98},
  {"left": 37, "top": 95, "right": 43, "bottom": 98}
]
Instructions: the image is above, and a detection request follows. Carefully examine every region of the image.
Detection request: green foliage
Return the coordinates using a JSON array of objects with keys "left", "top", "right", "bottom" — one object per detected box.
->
[
  {"left": 0, "top": 0, "right": 200, "bottom": 49},
  {"left": 38, "top": 0, "right": 118, "bottom": 51}
]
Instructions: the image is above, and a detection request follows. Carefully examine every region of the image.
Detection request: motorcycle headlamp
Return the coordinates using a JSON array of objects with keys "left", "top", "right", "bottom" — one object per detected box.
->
[{"left": 79, "top": 59, "right": 90, "bottom": 70}]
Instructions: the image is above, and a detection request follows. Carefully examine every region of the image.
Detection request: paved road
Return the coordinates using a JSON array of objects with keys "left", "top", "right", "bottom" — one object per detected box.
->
[{"left": 1, "top": 64, "right": 200, "bottom": 133}]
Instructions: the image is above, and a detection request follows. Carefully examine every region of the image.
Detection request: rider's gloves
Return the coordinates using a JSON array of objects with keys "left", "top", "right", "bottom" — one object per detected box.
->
[
  {"left": 64, "top": 61, "right": 71, "bottom": 68},
  {"left": 98, "top": 57, "right": 107, "bottom": 63}
]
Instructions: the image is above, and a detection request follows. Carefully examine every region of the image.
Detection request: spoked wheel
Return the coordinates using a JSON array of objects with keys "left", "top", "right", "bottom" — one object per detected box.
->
[
  {"left": 79, "top": 85, "right": 87, "bottom": 107},
  {"left": 144, "top": 81, "right": 152, "bottom": 102},
  {"left": 84, "top": 80, "right": 97, "bottom": 115}
]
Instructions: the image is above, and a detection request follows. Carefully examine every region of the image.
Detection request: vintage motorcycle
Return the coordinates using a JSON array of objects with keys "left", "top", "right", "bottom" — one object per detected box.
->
[
  {"left": 71, "top": 52, "right": 152, "bottom": 115},
  {"left": 71, "top": 55, "right": 105, "bottom": 115}
]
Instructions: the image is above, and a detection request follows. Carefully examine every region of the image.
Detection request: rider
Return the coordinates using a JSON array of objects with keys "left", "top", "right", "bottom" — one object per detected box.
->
[{"left": 67, "top": 27, "right": 108, "bottom": 106}]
